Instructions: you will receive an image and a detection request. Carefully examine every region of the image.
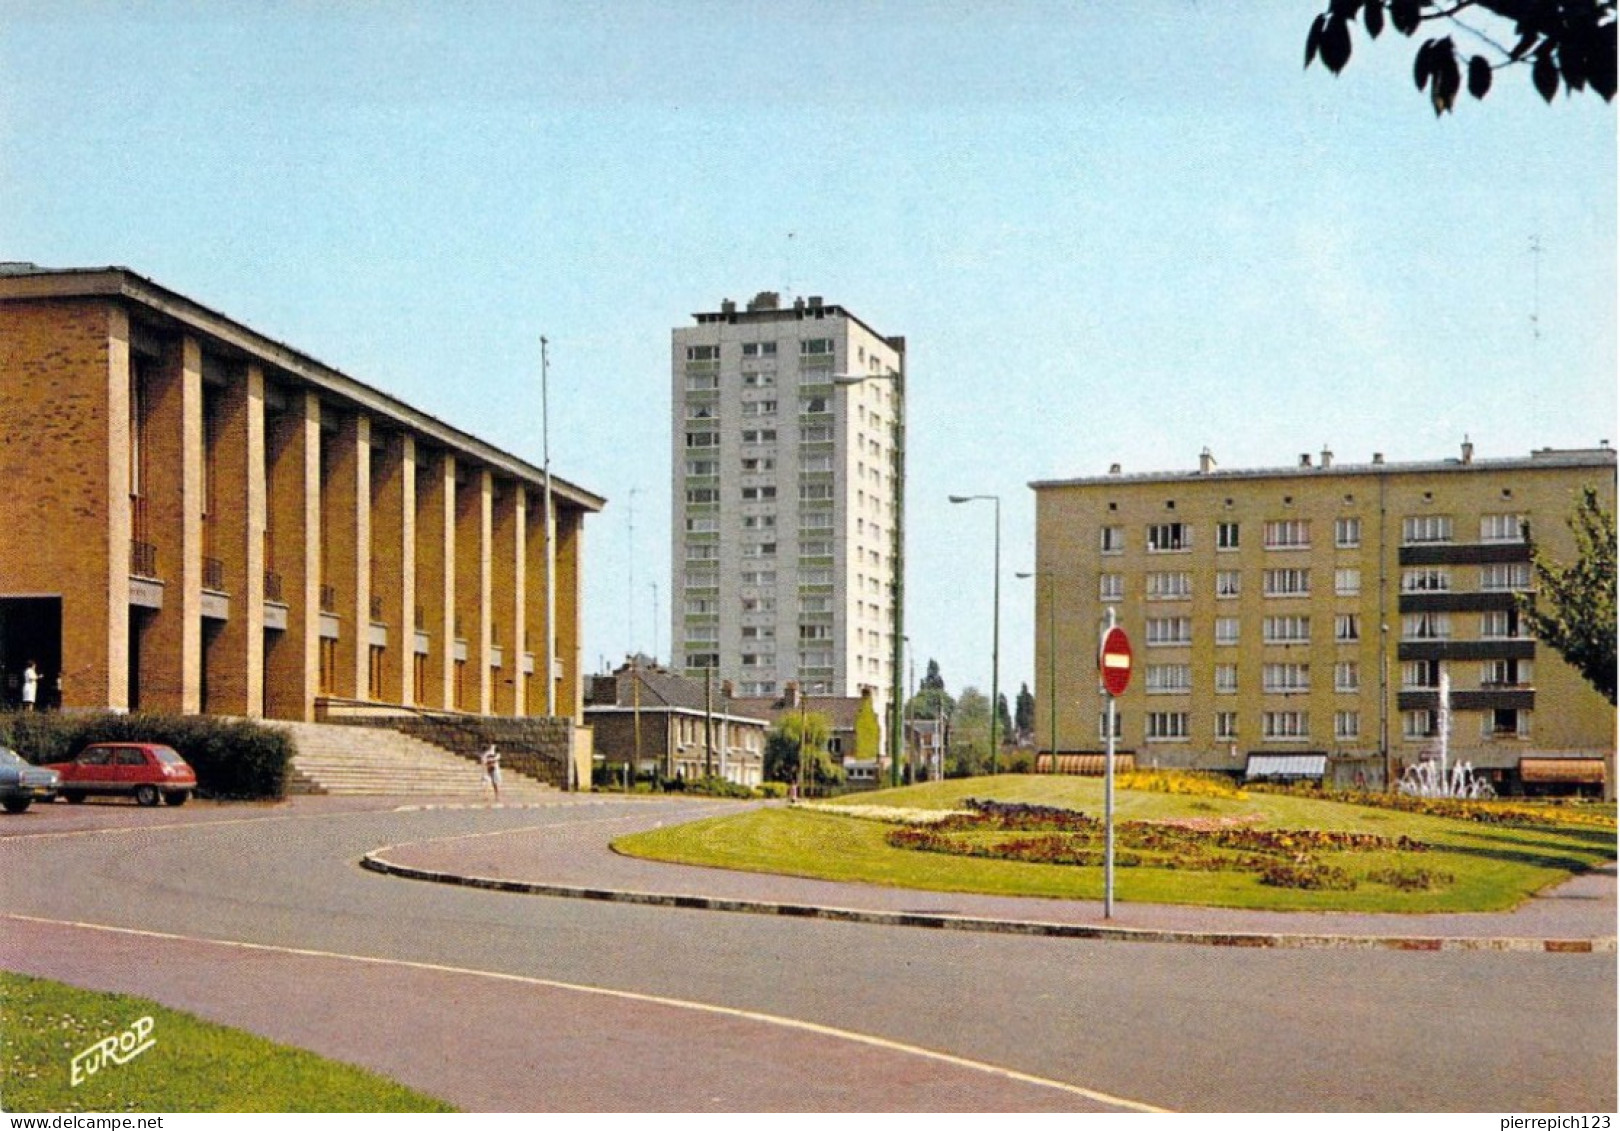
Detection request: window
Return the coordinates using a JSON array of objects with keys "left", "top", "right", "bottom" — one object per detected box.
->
[
  {"left": 741, "top": 569, "right": 776, "bottom": 586},
  {"left": 1481, "top": 513, "right": 1525, "bottom": 543},
  {"left": 1263, "top": 711, "right": 1309, "bottom": 740},
  {"left": 1480, "top": 562, "right": 1531, "bottom": 592},
  {"left": 800, "top": 511, "right": 834, "bottom": 531},
  {"left": 1402, "top": 612, "right": 1451, "bottom": 640},
  {"left": 1146, "top": 712, "right": 1190, "bottom": 741},
  {"left": 741, "top": 370, "right": 776, "bottom": 388},
  {"left": 685, "top": 598, "right": 716, "bottom": 615},
  {"left": 1147, "top": 523, "right": 1191, "bottom": 552},
  {"left": 686, "top": 458, "right": 718, "bottom": 476},
  {"left": 802, "top": 454, "right": 832, "bottom": 473},
  {"left": 1335, "top": 661, "right": 1360, "bottom": 692},
  {"left": 801, "top": 338, "right": 833, "bottom": 356},
  {"left": 1216, "top": 571, "right": 1241, "bottom": 599},
  {"left": 740, "top": 486, "right": 777, "bottom": 501},
  {"left": 799, "top": 482, "right": 834, "bottom": 502},
  {"left": 1263, "top": 663, "right": 1310, "bottom": 694},
  {"left": 1146, "top": 571, "right": 1192, "bottom": 600},
  {"left": 1099, "top": 573, "right": 1124, "bottom": 602},
  {"left": 800, "top": 395, "right": 831, "bottom": 414},
  {"left": 1481, "top": 609, "right": 1528, "bottom": 639},
  {"left": 686, "top": 403, "right": 716, "bottom": 420},
  {"left": 685, "top": 543, "right": 718, "bottom": 561},
  {"left": 685, "top": 372, "right": 718, "bottom": 392},
  {"left": 1334, "top": 711, "right": 1361, "bottom": 740},
  {"left": 1145, "top": 664, "right": 1192, "bottom": 694},
  {"left": 1264, "top": 520, "right": 1310, "bottom": 549},
  {"left": 1263, "top": 568, "right": 1310, "bottom": 597},
  {"left": 799, "top": 425, "right": 833, "bottom": 443},
  {"left": 686, "top": 623, "right": 718, "bottom": 642},
  {"left": 799, "top": 540, "right": 832, "bottom": 558},
  {"left": 1483, "top": 658, "right": 1531, "bottom": 687},
  {"left": 686, "top": 516, "right": 718, "bottom": 533},
  {"left": 1403, "top": 709, "right": 1438, "bottom": 740},
  {"left": 1215, "top": 617, "right": 1240, "bottom": 645},
  {"left": 1335, "top": 568, "right": 1361, "bottom": 596},
  {"left": 1401, "top": 567, "right": 1451, "bottom": 593},
  {"left": 742, "top": 514, "right": 775, "bottom": 530},
  {"left": 1401, "top": 660, "right": 1439, "bottom": 690},
  {"left": 1145, "top": 617, "right": 1192, "bottom": 646},
  {"left": 685, "top": 345, "right": 718, "bottom": 361},
  {"left": 1097, "top": 711, "right": 1123, "bottom": 741},
  {"left": 742, "top": 541, "right": 776, "bottom": 558},
  {"left": 1263, "top": 615, "right": 1310, "bottom": 644},
  {"left": 1335, "top": 613, "right": 1360, "bottom": 642},
  {"left": 1403, "top": 515, "right": 1453, "bottom": 544},
  {"left": 742, "top": 429, "right": 777, "bottom": 444},
  {"left": 798, "top": 596, "right": 829, "bottom": 613},
  {"left": 1217, "top": 522, "right": 1240, "bottom": 550},
  {"left": 686, "top": 487, "right": 719, "bottom": 504},
  {"left": 741, "top": 399, "right": 777, "bottom": 417},
  {"left": 741, "top": 341, "right": 778, "bottom": 357},
  {"left": 1215, "top": 664, "right": 1238, "bottom": 694},
  {"left": 685, "top": 431, "right": 718, "bottom": 449},
  {"left": 1335, "top": 517, "right": 1362, "bottom": 547},
  {"left": 800, "top": 569, "right": 832, "bottom": 585},
  {"left": 1100, "top": 526, "right": 1125, "bottom": 554},
  {"left": 1486, "top": 708, "right": 1530, "bottom": 737},
  {"left": 1215, "top": 712, "right": 1239, "bottom": 740}
]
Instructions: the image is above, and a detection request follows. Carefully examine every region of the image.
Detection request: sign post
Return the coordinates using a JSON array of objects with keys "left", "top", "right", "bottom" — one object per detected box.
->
[{"left": 1098, "top": 610, "right": 1132, "bottom": 919}]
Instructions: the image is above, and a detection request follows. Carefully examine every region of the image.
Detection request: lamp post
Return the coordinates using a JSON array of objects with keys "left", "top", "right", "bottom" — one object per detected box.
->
[
  {"left": 949, "top": 493, "right": 1000, "bottom": 775},
  {"left": 1016, "top": 570, "right": 1059, "bottom": 774},
  {"left": 832, "top": 367, "right": 905, "bottom": 789}
]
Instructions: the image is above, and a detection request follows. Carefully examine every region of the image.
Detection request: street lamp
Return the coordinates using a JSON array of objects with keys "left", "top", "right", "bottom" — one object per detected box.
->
[
  {"left": 949, "top": 493, "right": 1000, "bottom": 775},
  {"left": 833, "top": 367, "right": 905, "bottom": 790},
  {"left": 1016, "top": 570, "right": 1059, "bottom": 774}
]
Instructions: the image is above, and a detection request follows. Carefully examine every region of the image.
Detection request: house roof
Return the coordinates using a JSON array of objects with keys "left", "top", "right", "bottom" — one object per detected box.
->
[
  {"left": 586, "top": 665, "right": 774, "bottom": 722},
  {"left": 729, "top": 692, "right": 870, "bottom": 731}
]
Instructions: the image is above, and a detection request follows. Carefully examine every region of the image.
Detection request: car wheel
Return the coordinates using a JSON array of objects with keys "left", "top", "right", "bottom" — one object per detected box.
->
[
  {"left": 64, "top": 792, "right": 86, "bottom": 804},
  {"left": 3, "top": 798, "right": 31, "bottom": 814},
  {"left": 163, "top": 791, "right": 188, "bottom": 807},
  {"left": 134, "top": 784, "right": 160, "bottom": 807}
]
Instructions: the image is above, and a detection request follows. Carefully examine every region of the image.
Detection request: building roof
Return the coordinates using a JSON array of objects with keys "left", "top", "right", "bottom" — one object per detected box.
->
[
  {"left": 729, "top": 690, "right": 873, "bottom": 731},
  {"left": 683, "top": 291, "right": 904, "bottom": 354},
  {"left": 0, "top": 264, "right": 605, "bottom": 512},
  {"left": 585, "top": 664, "right": 774, "bottom": 723},
  {"left": 1030, "top": 444, "right": 1616, "bottom": 492}
]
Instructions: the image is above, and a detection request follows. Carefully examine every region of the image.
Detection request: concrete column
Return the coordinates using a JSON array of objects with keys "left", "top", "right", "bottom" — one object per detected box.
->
[
  {"left": 391, "top": 433, "right": 418, "bottom": 706},
  {"left": 369, "top": 427, "right": 409, "bottom": 705},
  {"left": 140, "top": 334, "right": 204, "bottom": 713},
  {"left": 264, "top": 390, "right": 321, "bottom": 721},
  {"left": 557, "top": 506, "right": 583, "bottom": 721},
  {"left": 103, "top": 307, "right": 133, "bottom": 711},
  {"left": 491, "top": 479, "right": 519, "bottom": 716},
  {"left": 321, "top": 411, "right": 368, "bottom": 701},
  {"left": 203, "top": 360, "right": 266, "bottom": 716},
  {"left": 512, "top": 487, "right": 529, "bottom": 716},
  {"left": 524, "top": 493, "right": 547, "bottom": 717},
  {"left": 413, "top": 451, "right": 453, "bottom": 709},
  {"left": 454, "top": 467, "right": 493, "bottom": 714}
]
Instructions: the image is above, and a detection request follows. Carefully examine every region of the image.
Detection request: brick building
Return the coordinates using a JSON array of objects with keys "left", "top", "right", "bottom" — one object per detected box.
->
[
  {"left": 1030, "top": 443, "right": 1616, "bottom": 795},
  {"left": 0, "top": 265, "right": 603, "bottom": 730}
]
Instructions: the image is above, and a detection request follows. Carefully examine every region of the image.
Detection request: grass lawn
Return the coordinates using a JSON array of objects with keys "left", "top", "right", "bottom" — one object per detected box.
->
[
  {"left": 0, "top": 973, "right": 455, "bottom": 1113},
  {"left": 613, "top": 775, "right": 1618, "bottom": 913}
]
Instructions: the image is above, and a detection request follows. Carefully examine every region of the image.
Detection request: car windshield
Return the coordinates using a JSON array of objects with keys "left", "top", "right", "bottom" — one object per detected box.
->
[
  {"left": 0, "top": 748, "right": 24, "bottom": 768},
  {"left": 154, "top": 747, "right": 186, "bottom": 764}
]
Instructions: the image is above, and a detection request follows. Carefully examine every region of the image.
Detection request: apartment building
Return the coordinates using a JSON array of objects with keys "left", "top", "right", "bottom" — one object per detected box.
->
[
  {"left": 0, "top": 265, "right": 603, "bottom": 727},
  {"left": 670, "top": 291, "right": 905, "bottom": 729},
  {"left": 1030, "top": 443, "right": 1615, "bottom": 794}
]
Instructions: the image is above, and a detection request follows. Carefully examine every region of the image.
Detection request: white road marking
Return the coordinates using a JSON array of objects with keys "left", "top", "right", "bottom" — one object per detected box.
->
[{"left": 5, "top": 911, "right": 1169, "bottom": 1113}]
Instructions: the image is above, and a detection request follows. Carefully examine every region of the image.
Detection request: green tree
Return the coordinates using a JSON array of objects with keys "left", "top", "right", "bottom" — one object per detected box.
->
[
  {"left": 996, "top": 692, "right": 1014, "bottom": 747},
  {"left": 907, "top": 657, "right": 956, "bottom": 722},
  {"left": 1015, "top": 682, "right": 1035, "bottom": 739},
  {"left": 1305, "top": 0, "right": 1616, "bottom": 115},
  {"left": 1518, "top": 486, "right": 1617, "bottom": 705},
  {"left": 764, "top": 711, "right": 843, "bottom": 787},
  {"left": 946, "top": 687, "right": 991, "bottom": 777}
]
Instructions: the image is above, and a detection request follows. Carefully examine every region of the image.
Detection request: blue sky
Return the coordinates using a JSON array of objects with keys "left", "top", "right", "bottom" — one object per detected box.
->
[{"left": 3, "top": 2, "right": 1613, "bottom": 705}]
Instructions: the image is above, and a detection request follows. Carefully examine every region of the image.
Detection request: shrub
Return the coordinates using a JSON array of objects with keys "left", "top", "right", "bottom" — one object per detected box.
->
[
  {"left": 0, "top": 711, "right": 290, "bottom": 800},
  {"left": 755, "top": 781, "right": 788, "bottom": 799}
]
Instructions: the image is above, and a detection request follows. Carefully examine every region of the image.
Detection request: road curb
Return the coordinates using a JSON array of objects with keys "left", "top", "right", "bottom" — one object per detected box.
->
[{"left": 358, "top": 851, "right": 1617, "bottom": 954}]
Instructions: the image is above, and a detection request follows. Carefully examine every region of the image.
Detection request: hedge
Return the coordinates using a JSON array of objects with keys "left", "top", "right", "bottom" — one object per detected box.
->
[{"left": 0, "top": 712, "right": 291, "bottom": 800}]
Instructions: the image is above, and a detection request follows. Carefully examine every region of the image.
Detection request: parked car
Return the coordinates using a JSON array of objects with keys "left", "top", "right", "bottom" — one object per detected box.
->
[
  {"left": 0, "top": 747, "right": 60, "bottom": 813},
  {"left": 45, "top": 742, "right": 197, "bottom": 807}
]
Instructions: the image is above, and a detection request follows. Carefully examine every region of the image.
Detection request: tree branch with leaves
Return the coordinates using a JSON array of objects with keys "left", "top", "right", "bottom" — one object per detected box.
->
[
  {"left": 1517, "top": 485, "right": 1617, "bottom": 705},
  {"left": 1306, "top": 0, "right": 1616, "bottom": 115}
]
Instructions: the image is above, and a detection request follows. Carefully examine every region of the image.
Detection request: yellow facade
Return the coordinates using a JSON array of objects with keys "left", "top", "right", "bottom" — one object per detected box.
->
[
  {"left": 0, "top": 266, "right": 603, "bottom": 724},
  {"left": 1031, "top": 445, "right": 1615, "bottom": 792}
]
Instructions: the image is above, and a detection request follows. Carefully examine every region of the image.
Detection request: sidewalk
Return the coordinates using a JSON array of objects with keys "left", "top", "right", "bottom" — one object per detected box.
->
[{"left": 363, "top": 799, "right": 1619, "bottom": 953}]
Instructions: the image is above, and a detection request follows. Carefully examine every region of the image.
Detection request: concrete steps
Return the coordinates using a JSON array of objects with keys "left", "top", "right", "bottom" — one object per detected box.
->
[{"left": 278, "top": 721, "right": 555, "bottom": 800}]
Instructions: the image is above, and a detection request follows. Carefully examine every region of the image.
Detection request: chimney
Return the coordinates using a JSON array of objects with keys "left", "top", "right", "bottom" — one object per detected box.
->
[
  {"left": 720, "top": 298, "right": 736, "bottom": 316},
  {"left": 1461, "top": 437, "right": 1474, "bottom": 464},
  {"left": 808, "top": 295, "right": 824, "bottom": 308},
  {"left": 720, "top": 679, "right": 734, "bottom": 699},
  {"left": 1373, "top": 452, "right": 1385, "bottom": 465},
  {"left": 1320, "top": 447, "right": 1333, "bottom": 469},
  {"left": 1299, "top": 453, "right": 1313, "bottom": 468},
  {"left": 1198, "top": 448, "right": 1216, "bottom": 474},
  {"left": 783, "top": 681, "right": 800, "bottom": 708},
  {"left": 1108, "top": 463, "right": 1122, "bottom": 476}
]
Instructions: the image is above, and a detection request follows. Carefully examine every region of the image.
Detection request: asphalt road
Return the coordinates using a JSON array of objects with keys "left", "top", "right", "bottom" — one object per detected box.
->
[{"left": 2, "top": 796, "right": 1614, "bottom": 1112}]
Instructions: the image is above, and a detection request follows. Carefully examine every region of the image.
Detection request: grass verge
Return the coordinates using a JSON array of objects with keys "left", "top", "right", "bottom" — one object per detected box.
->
[
  {"left": 612, "top": 775, "right": 1617, "bottom": 913},
  {"left": 0, "top": 973, "right": 454, "bottom": 1113}
]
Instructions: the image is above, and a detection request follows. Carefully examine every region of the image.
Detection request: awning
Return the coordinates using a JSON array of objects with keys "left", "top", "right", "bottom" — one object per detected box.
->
[
  {"left": 1519, "top": 758, "right": 1606, "bottom": 784},
  {"left": 1038, "top": 753, "right": 1137, "bottom": 776},
  {"left": 1245, "top": 754, "right": 1327, "bottom": 780}
]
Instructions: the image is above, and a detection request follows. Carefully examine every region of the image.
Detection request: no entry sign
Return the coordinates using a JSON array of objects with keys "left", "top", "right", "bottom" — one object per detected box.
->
[{"left": 1099, "top": 625, "right": 1132, "bottom": 697}]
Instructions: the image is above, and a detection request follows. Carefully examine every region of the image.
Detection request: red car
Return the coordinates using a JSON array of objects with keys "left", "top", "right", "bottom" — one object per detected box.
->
[{"left": 46, "top": 742, "right": 197, "bottom": 807}]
